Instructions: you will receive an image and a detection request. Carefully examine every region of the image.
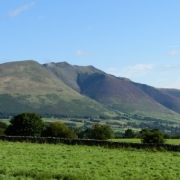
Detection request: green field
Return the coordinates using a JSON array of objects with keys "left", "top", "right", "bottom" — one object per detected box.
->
[
  {"left": 111, "top": 138, "right": 180, "bottom": 145},
  {"left": 1, "top": 141, "right": 180, "bottom": 180},
  {"left": 2, "top": 115, "right": 180, "bottom": 135}
]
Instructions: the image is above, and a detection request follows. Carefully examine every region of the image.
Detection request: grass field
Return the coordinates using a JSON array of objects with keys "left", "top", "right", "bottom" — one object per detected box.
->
[
  {"left": 1, "top": 141, "right": 180, "bottom": 180},
  {"left": 111, "top": 138, "right": 180, "bottom": 145}
]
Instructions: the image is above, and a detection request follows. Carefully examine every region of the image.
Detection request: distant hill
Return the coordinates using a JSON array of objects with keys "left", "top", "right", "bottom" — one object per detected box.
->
[
  {"left": 159, "top": 88, "right": 180, "bottom": 99},
  {"left": 134, "top": 83, "right": 180, "bottom": 114},
  {"left": 0, "top": 60, "right": 115, "bottom": 116},
  {"left": 0, "top": 60, "right": 180, "bottom": 121},
  {"left": 43, "top": 61, "right": 103, "bottom": 92},
  {"left": 77, "top": 72, "right": 180, "bottom": 120}
]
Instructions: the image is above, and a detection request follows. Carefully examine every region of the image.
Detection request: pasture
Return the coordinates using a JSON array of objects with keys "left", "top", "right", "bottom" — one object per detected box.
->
[
  {"left": 0, "top": 141, "right": 180, "bottom": 180},
  {"left": 111, "top": 138, "right": 180, "bottom": 145}
]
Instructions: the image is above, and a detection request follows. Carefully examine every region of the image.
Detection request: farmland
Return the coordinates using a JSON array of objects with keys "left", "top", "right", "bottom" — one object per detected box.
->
[
  {"left": 3, "top": 115, "right": 180, "bottom": 136},
  {"left": 1, "top": 141, "right": 180, "bottom": 180},
  {"left": 111, "top": 138, "right": 180, "bottom": 145}
]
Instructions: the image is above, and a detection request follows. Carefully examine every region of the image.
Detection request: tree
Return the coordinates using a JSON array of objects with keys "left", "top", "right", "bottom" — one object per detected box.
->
[
  {"left": 90, "top": 123, "right": 114, "bottom": 140},
  {"left": 141, "top": 129, "right": 165, "bottom": 144},
  {"left": 0, "top": 121, "right": 8, "bottom": 135},
  {"left": 77, "top": 128, "right": 93, "bottom": 139},
  {"left": 123, "top": 128, "right": 136, "bottom": 138},
  {"left": 42, "top": 122, "right": 77, "bottom": 139},
  {"left": 5, "top": 112, "right": 45, "bottom": 136}
]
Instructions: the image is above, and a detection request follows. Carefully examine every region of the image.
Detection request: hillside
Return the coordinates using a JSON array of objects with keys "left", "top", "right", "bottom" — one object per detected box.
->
[
  {"left": 134, "top": 83, "right": 180, "bottom": 114},
  {"left": 0, "top": 60, "right": 116, "bottom": 116},
  {"left": 0, "top": 60, "right": 180, "bottom": 122},
  {"left": 77, "top": 73, "right": 180, "bottom": 120},
  {"left": 159, "top": 88, "right": 180, "bottom": 99},
  {"left": 45, "top": 62, "right": 179, "bottom": 119},
  {"left": 43, "top": 62, "right": 103, "bottom": 92}
]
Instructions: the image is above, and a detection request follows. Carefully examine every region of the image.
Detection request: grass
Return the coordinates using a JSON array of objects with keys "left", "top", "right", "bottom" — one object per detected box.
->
[
  {"left": 1, "top": 141, "right": 180, "bottom": 180},
  {"left": 111, "top": 138, "right": 180, "bottom": 145}
]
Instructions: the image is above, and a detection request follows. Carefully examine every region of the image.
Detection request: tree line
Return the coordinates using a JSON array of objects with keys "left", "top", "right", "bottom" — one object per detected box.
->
[
  {"left": 1, "top": 112, "right": 114, "bottom": 140},
  {"left": 1, "top": 112, "right": 180, "bottom": 134},
  {"left": 1, "top": 112, "right": 178, "bottom": 144}
]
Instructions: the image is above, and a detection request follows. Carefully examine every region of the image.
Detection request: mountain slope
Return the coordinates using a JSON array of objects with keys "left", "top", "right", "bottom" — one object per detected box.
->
[
  {"left": 159, "top": 88, "right": 180, "bottom": 99},
  {"left": 43, "top": 61, "right": 180, "bottom": 120},
  {"left": 43, "top": 62, "right": 103, "bottom": 92},
  {"left": 77, "top": 73, "right": 180, "bottom": 120},
  {"left": 134, "top": 83, "right": 180, "bottom": 114},
  {"left": 1, "top": 60, "right": 180, "bottom": 121},
  {"left": 0, "top": 60, "right": 116, "bottom": 116}
]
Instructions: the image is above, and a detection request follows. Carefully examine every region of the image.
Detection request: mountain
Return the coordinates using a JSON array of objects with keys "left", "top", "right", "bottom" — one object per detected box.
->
[
  {"left": 43, "top": 61, "right": 180, "bottom": 121},
  {"left": 77, "top": 72, "right": 180, "bottom": 120},
  {"left": 0, "top": 60, "right": 180, "bottom": 121},
  {"left": 159, "top": 88, "right": 180, "bottom": 99},
  {"left": 0, "top": 60, "right": 116, "bottom": 116},
  {"left": 134, "top": 83, "right": 180, "bottom": 114},
  {"left": 43, "top": 61, "right": 103, "bottom": 92}
]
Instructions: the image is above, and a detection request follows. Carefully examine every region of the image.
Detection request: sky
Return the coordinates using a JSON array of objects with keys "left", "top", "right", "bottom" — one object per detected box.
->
[{"left": 1, "top": 0, "right": 180, "bottom": 89}]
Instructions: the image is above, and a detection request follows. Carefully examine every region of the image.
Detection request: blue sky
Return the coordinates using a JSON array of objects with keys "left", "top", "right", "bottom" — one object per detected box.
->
[{"left": 1, "top": 0, "right": 180, "bottom": 89}]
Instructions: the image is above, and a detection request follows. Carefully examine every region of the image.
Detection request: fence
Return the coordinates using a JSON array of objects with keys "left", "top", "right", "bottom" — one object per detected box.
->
[{"left": 0, "top": 136, "right": 180, "bottom": 151}]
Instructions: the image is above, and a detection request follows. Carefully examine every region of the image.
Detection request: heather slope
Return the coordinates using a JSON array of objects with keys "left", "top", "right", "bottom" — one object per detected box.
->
[
  {"left": 43, "top": 62, "right": 103, "bottom": 92},
  {"left": 134, "top": 83, "right": 180, "bottom": 114},
  {"left": 0, "top": 60, "right": 115, "bottom": 116},
  {"left": 77, "top": 73, "right": 180, "bottom": 120},
  {"left": 159, "top": 88, "right": 180, "bottom": 99}
]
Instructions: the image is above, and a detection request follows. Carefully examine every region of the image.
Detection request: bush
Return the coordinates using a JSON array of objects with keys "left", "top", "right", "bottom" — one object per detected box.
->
[
  {"left": 123, "top": 128, "right": 136, "bottom": 138},
  {"left": 0, "top": 121, "right": 8, "bottom": 129},
  {"left": 0, "top": 128, "right": 5, "bottom": 135},
  {"left": 141, "top": 129, "right": 165, "bottom": 144},
  {"left": 77, "top": 128, "right": 93, "bottom": 139},
  {"left": 0, "top": 122, "right": 8, "bottom": 135},
  {"left": 5, "top": 112, "right": 45, "bottom": 136},
  {"left": 90, "top": 123, "right": 114, "bottom": 140},
  {"left": 77, "top": 123, "right": 114, "bottom": 140},
  {"left": 42, "top": 122, "right": 77, "bottom": 139}
]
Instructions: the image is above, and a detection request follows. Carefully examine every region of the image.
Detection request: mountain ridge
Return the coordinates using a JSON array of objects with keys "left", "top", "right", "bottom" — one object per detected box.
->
[
  {"left": 0, "top": 60, "right": 180, "bottom": 121},
  {"left": 0, "top": 60, "right": 115, "bottom": 116}
]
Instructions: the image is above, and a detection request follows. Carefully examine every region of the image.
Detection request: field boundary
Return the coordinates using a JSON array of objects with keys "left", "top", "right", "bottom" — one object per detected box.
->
[{"left": 1, "top": 136, "right": 180, "bottom": 152}]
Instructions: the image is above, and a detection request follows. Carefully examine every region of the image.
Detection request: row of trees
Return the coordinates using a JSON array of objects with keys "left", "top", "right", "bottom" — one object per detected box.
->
[
  {"left": 0, "top": 112, "right": 166, "bottom": 143},
  {"left": 1, "top": 112, "right": 114, "bottom": 140}
]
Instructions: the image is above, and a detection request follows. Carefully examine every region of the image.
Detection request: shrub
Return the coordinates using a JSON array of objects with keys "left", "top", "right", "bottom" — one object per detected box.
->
[
  {"left": 42, "top": 122, "right": 77, "bottom": 139},
  {"left": 77, "top": 128, "right": 93, "bottom": 139},
  {"left": 90, "top": 123, "right": 114, "bottom": 140},
  {"left": 141, "top": 129, "right": 165, "bottom": 144},
  {"left": 0, "top": 121, "right": 8, "bottom": 129},
  {"left": 0, "top": 122, "right": 8, "bottom": 135},
  {"left": 123, "top": 128, "right": 136, "bottom": 138},
  {"left": 5, "top": 112, "right": 45, "bottom": 136},
  {"left": 77, "top": 123, "right": 114, "bottom": 140}
]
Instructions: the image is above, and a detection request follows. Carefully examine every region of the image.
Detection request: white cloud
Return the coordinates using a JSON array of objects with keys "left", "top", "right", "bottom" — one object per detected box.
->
[
  {"left": 106, "top": 64, "right": 180, "bottom": 89},
  {"left": 106, "top": 64, "right": 154, "bottom": 78},
  {"left": 171, "top": 78, "right": 180, "bottom": 89},
  {"left": 169, "top": 50, "right": 179, "bottom": 56},
  {"left": 107, "top": 67, "right": 116, "bottom": 72},
  {"left": 8, "top": 2, "right": 35, "bottom": 17},
  {"left": 158, "top": 64, "right": 180, "bottom": 71},
  {"left": 76, "top": 50, "right": 92, "bottom": 56},
  {"left": 121, "top": 64, "right": 154, "bottom": 78},
  {"left": 106, "top": 67, "right": 118, "bottom": 76},
  {"left": 159, "top": 77, "right": 180, "bottom": 89}
]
